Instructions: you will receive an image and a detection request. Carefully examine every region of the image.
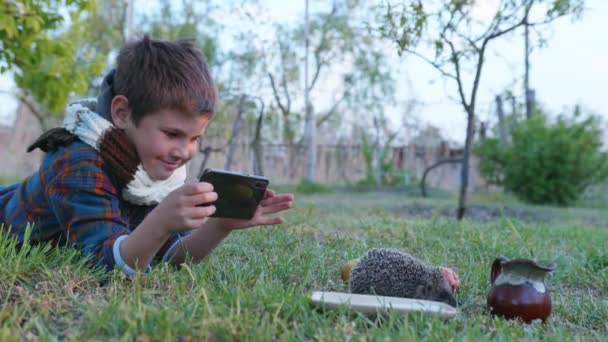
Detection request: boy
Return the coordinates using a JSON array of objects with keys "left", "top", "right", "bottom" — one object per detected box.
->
[{"left": 0, "top": 36, "right": 294, "bottom": 276}]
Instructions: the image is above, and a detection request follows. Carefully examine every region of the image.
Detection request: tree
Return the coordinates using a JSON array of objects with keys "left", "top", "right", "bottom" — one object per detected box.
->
[
  {"left": 265, "top": 1, "right": 396, "bottom": 180},
  {"left": 1, "top": 0, "right": 106, "bottom": 129},
  {"left": 377, "top": 0, "right": 584, "bottom": 219}
]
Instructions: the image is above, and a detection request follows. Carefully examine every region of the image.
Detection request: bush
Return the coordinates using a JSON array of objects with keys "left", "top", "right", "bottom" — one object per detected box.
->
[
  {"left": 475, "top": 108, "right": 608, "bottom": 205},
  {"left": 359, "top": 128, "right": 402, "bottom": 186},
  {"left": 296, "top": 179, "right": 334, "bottom": 194}
]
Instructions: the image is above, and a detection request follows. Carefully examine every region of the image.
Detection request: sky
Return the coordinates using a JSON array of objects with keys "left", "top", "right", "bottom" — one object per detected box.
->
[{"left": 1, "top": 0, "right": 607, "bottom": 144}]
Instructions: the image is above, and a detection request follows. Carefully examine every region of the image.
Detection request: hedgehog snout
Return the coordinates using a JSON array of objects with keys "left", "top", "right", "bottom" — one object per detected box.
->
[
  {"left": 417, "top": 281, "right": 457, "bottom": 307},
  {"left": 434, "top": 289, "right": 457, "bottom": 307}
]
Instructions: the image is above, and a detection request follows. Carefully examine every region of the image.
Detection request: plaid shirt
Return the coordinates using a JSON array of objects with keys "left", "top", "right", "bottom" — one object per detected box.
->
[{"left": 0, "top": 140, "right": 185, "bottom": 273}]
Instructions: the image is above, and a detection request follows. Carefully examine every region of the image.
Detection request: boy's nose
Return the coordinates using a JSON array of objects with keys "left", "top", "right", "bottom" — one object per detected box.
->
[{"left": 171, "top": 143, "right": 190, "bottom": 161}]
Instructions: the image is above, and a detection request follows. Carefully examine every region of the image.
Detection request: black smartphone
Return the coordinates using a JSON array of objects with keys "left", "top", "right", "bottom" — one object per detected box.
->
[{"left": 198, "top": 168, "right": 270, "bottom": 219}]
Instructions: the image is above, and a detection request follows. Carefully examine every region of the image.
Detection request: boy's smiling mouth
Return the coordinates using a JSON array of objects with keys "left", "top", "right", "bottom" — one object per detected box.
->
[{"left": 161, "top": 160, "right": 181, "bottom": 170}]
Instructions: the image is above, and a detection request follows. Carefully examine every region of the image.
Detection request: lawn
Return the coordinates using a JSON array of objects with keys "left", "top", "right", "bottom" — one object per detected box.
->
[{"left": 1, "top": 191, "right": 607, "bottom": 340}]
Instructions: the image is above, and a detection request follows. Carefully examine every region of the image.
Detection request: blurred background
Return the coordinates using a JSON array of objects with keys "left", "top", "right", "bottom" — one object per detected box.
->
[{"left": 1, "top": 0, "right": 607, "bottom": 211}]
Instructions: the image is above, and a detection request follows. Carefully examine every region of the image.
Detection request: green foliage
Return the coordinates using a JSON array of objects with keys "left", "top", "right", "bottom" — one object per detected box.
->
[
  {"left": 1, "top": 0, "right": 105, "bottom": 117},
  {"left": 358, "top": 128, "right": 402, "bottom": 186},
  {"left": 141, "top": 0, "right": 219, "bottom": 68},
  {"left": 295, "top": 179, "right": 334, "bottom": 194},
  {"left": 475, "top": 137, "right": 508, "bottom": 186},
  {"left": 475, "top": 108, "right": 608, "bottom": 205},
  {"left": 0, "top": 176, "right": 21, "bottom": 185}
]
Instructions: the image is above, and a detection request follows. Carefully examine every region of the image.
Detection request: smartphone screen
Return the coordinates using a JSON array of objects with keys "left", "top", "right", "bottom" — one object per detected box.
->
[{"left": 199, "top": 169, "right": 269, "bottom": 219}]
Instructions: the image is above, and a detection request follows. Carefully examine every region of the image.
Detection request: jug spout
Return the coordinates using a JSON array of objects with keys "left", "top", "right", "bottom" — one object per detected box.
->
[{"left": 490, "top": 256, "right": 510, "bottom": 285}]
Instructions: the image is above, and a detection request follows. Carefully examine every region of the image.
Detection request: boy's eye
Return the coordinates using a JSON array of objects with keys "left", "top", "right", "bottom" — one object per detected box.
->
[{"left": 163, "top": 131, "right": 179, "bottom": 138}]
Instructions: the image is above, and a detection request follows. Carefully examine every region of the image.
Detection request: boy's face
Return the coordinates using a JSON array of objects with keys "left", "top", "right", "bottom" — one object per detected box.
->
[{"left": 112, "top": 96, "right": 210, "bottom": 181}]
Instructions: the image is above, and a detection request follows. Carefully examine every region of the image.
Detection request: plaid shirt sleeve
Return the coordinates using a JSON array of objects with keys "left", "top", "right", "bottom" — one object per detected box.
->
[{"left": 43, "top": 148, "right": 132, "bottom": 273}]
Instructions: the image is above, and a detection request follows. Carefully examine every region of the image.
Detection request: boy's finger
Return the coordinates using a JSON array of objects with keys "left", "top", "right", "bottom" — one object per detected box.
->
[
  {"left": 263, "top": 189, "right": 276, "bottom": 199},
  {"left": 260, "top": 193, "right": 294, "bottom": 206},
  {"left": 190, "top": 192, "right": 218, "bottom": 206},
  {"left": 185, "top": 217, "right": 211, "bottom": 229},
  {"left": 186, "top": 205, "right": 216, "bottom": 219},
  {"left": 261, "top": 202, "right": 292, "bottom": 215},
  {"left": 186, "top": 182, "right": 214, "bottom": 194}
]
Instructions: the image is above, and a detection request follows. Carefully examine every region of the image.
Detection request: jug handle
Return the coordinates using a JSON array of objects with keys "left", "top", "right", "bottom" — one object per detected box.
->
[{"left": 491, "top": 256, "right": 509, "bottom": 285}]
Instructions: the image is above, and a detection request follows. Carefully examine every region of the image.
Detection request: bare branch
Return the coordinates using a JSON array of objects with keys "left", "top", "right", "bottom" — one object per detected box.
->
[
  {"left": 280, "top": 69, "right": 291, "bottom": 112},
  {"left": 420, "top": 158, "right": 463, "bottom": 197},
  {"left": 309, "top": 35, "right": 327, "bottom": 91},
  {"left": 268, "top": 72, "right": 289, "bottom": 116},
  {"left": 316, "top": 92, "right": 346, "bottom": 127},
  {"left": 528, "top": 14, "right": 573, "bottom": 27},
  {"left": 272, "top": 35, "right": 293, "bottom": 115},
  {"left": 441, "top": 2, "right": 479, "bottom": 51},
  {"left": 487, "top": 19, "right": 526, "bottom": 41},
  {"left": 403, "top": 48, "right": 458, "bottom": 81},
  {"left": 445, "top": 40, "right": 469, "bottom": 111},
  {"left": 484, "top": 1, "right": 533, "bottom": 42},
  {"left": 453, "top": 30, "right": 481, "bottom": 53},
  {"left": 475, "top": 0, "right": 526, "bottom": 43},
  {"left": 309, "top": 4, "right": 338, "bottom": 91}
]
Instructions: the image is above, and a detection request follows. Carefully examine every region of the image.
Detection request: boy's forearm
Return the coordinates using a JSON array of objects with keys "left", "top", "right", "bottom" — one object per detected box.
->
[
  {"left": 119, "top": 210, "right": 172, "bottom": 270},
  {"left": 165, "top": 218, "right": 231, "bottom": 264}
]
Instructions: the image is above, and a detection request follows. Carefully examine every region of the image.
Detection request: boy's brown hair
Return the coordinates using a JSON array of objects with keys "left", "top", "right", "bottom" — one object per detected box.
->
[{"left": 113, "top": 35, "right": 217, "bottom": 125}]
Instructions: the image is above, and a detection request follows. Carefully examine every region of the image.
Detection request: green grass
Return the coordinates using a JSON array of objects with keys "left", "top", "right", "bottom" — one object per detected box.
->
[
  {"left": 1, "top": 192, "right": 608, "bottom": 340},
  {"left": 0, "top": 177, "right": 21, "bottom": 186}
]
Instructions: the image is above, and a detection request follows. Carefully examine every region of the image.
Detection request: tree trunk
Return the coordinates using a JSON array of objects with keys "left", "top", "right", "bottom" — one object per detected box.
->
[
  {"left": 495, "top": 95, "right": 509, "bottom": 144},
  {"left": 303, "top": 0, "right": 316, "bottom": 182},
  {"left": 372, "top": 117, "right": 382, "bottom": 186},
  {"left": 524, "top": 18, "right": 534, "bottom": 120},
  {"left": 197, "top": 147, "right": 212, "bottom": 179},
  {"left": 304, "top": 103, "right": 316, "bottom": 181},
  {"left": 252, "top": 103, "right": 265, "bottom": 176},
  {"left": 457, "top": 109, "right": 475, "bottom": 220},
  {"left": 526, "top": 89, "right": 535, "bottom": 118},
  {"left": 224, "top": 95, "right": 247, "bottom": 171}
]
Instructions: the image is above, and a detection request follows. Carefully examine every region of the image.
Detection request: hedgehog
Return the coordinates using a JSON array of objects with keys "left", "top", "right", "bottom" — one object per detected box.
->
[{"left": 347, "top": 248, "right": 458, "bottom": 307}]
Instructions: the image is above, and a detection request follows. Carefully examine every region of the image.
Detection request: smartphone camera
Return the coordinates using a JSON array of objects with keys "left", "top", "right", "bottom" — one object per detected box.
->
[{"left": 254, "top": 181, "right": 267, "bottom": 190}]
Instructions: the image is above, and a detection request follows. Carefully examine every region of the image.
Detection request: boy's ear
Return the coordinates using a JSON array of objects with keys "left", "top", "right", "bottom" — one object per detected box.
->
[{"left": 111, "top": 95, "right": 132, "bottom": 128}]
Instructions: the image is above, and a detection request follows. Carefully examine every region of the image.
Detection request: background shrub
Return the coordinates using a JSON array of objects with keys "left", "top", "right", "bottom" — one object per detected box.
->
[{"left": 475, "top": 107, "right": 608, "bottom": 205}]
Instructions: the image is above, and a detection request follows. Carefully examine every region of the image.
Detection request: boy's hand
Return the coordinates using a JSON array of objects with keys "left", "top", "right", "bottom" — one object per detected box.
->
[
  {"left": 152, "top": 182, "right": 218, "bottom": 233},
  {"left": 215, "top": 189, "right": 294, "bottom": 231}
]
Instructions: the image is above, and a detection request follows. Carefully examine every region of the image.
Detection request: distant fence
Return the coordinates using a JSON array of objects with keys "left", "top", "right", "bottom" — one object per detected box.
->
[
  {"left": 0, "top": 105, "right": 486, "bottom": 192},
  {"left": 188, "top": 138, "right": 486, "bottom": 192}
]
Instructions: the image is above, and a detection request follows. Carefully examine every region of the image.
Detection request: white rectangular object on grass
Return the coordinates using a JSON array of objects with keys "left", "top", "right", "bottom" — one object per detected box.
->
[{"left": 310, "top": 291, "right": 458, "bottom": 319}]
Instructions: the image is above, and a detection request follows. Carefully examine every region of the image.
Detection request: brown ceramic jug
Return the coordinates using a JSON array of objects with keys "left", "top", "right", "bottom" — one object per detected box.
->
[{"left": 487, "top": 256, "right": 556, "bottom": 322}]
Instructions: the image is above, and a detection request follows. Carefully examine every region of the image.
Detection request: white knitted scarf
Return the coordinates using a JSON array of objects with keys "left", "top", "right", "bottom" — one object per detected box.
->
[{"left": 63, "top": 100, "right": 186, "bottom": 205}]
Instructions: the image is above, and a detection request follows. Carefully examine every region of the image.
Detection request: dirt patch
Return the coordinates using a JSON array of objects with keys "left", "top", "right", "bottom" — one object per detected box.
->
[{"left": 396, "top": 203, "right": 555, "bottom": 223}]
